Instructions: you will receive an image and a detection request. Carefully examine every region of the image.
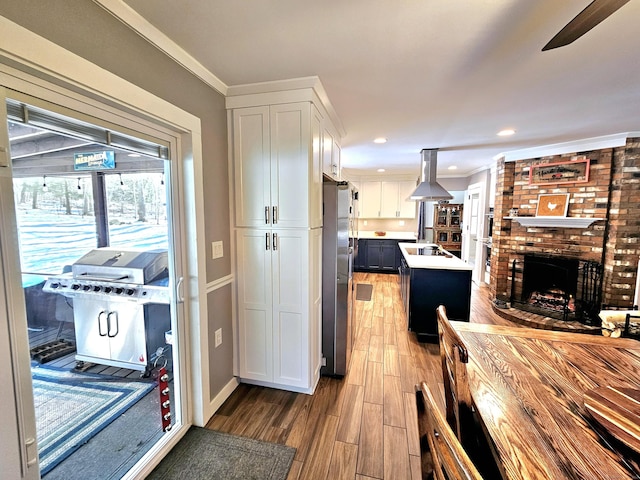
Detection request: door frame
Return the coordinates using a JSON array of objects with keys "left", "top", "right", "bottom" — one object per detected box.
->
[
  {"left": 0, "top": 15, "right": 209, "bottom": 479},
  {"left": 0, "top": 89, "right": 39, "bottom": 480},
  {"left": 462, "top": 181, "right": 486, "bottom": 285}
]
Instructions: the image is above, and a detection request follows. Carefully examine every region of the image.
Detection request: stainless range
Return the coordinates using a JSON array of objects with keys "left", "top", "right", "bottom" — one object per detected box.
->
[{"left": 43, "top": 248, "right": 172, "bottom": 374}]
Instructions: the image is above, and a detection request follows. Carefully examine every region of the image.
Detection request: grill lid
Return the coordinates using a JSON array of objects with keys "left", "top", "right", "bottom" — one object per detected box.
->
[{"left": 72, "top": 248, "right": 168, "bottom": 284}]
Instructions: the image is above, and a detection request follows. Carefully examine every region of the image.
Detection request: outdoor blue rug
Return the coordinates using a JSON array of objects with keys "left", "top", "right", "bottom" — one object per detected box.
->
[{"left": 32, "top": 365, "right": 155, "bottom": 475}]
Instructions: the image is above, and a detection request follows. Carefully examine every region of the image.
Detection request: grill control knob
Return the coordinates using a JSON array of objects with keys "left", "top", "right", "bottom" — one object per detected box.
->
[
  {"left": 83, "top": 285, "right": 91, "bottom": 291},
  {"left": 104, "top": 287, "right": 112, "bottom": 293},
  {"left": 50, "top": 283, "right": 60, "bottom": 289},
  {"left": 126, "top": 289, "right": 135, "bottom": 296},
  {"left": 93, "top": 286, "right": 101, "bottom": 292},
  {"left": 115, "top": 287, "right": 124, "bottom": 295},
  {"left": 72, "top": 284, "right": 80, "bottom": 290}
]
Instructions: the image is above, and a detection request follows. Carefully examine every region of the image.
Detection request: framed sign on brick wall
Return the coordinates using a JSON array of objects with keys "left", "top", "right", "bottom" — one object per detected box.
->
[
  {"left": 536, "top": 193, "right": 570, "bottom": 217},
  {"left": 529, "top": 157, "right": 590, "bottom": 185}
]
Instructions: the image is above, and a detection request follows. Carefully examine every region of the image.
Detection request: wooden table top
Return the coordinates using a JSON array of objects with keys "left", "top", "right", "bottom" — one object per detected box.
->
[{"left": 451, "top": 322, "right": 640, "bottom": 480}]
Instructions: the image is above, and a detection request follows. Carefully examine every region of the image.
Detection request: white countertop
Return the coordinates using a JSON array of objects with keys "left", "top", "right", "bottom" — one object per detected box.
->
[
  {"left": 399, "top": 242, "right": 473, "bottom": 271},
  {"left": 358, "top": 231, "right": 417, "bottom": 240}
]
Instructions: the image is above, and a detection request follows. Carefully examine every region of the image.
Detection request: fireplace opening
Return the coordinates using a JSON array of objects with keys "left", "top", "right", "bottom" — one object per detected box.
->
[
  {"left": 510, "top": 254, "right": 602, "bottom": 323},
  {"left": 523, "top": 255, "right": 578, "bottom": 313}
]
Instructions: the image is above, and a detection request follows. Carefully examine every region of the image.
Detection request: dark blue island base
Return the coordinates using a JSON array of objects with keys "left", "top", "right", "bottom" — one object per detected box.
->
[{"left": 400, "top": 264, "right": 472, "bottom": 342}]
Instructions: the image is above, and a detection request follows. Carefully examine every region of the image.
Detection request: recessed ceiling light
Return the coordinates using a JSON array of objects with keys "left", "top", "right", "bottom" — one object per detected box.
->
[
  {"left": 373, "top": 137, "right": 387, "bottom": 144},
  {"left": 448, "top": 166, "right": 458, "bottom": 170},
  {"left": 128, "top": 153, "right": 141, "bottom": 157},
  {"left": 377, "top": 168, "right": 386, "bottom": 172},
  {"left": 497, "top": 129, "right": 516, "bottom": 136}
]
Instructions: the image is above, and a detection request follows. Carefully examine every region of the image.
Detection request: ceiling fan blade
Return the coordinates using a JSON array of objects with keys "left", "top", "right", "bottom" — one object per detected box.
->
[{"left": 542, "top": 0, "right": 631, "bottom": 51}]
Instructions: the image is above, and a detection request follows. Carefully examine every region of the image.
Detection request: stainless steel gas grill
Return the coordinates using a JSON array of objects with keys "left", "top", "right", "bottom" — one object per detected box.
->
[{"left": 43, "top": 248, "right": 172, "bottom": 374}]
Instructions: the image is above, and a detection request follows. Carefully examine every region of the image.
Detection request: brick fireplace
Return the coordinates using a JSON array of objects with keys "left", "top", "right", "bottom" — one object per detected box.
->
[
  {"left": 490, "top": 137, "right": 640, "bottom": 324},
  {"left": 509, "top": 254, "right": 602, "bottom": 324}
]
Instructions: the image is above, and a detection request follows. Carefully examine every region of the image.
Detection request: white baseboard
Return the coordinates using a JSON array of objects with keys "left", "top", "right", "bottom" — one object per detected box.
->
[{"left": 199, "top": 377, "right": 239, "bottom": 427}]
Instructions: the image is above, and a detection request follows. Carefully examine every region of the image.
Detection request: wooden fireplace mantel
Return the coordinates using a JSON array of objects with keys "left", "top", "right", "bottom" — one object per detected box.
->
[{"left": 504, "top": 216, "right": 605, "bottom": 228}]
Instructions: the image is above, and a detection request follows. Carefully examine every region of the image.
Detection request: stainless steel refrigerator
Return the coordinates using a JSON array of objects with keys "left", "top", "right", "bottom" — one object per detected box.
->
[{"left": 322, "top": 181, "right": 358, "bottom": 376}]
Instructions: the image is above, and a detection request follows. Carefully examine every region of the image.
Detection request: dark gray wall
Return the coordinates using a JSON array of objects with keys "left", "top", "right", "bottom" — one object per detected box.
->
[
  {"left": 1, "top": 2, "right": 234, "bottom": 407},
  {"left": 0, "top": 0, "right": 231, "bottom": 282}
]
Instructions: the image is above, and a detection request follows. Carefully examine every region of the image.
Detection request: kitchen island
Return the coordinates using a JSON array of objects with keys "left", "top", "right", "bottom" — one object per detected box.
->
[{"left": 398, "top": 242, "right": 472, "bottom": 341}]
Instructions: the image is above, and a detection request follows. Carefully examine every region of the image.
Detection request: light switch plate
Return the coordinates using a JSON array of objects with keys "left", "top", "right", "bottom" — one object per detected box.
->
[
  {"left": 212, "top": 241, "right": 223, "bottom": 259},
  {"left": 214, "top": 328, "right": 222, "bottom": 347}
]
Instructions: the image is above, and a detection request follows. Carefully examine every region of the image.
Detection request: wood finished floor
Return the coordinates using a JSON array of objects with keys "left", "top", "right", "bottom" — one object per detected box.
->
[{"left": 206, "top": 272, "right": 514, "bottom": 480}]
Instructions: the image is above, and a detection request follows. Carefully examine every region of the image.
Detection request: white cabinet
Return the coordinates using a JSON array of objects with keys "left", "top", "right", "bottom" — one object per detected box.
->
[
  {"left": 380, "top": 182, "right": 400, "bottom": 218},
  {"left": 229, "top": 92, "right": 331, "bottom": 393},
  {"left": 235, "top": 228, "right": 320, "bottom": 390},
  {"left": 73, "top": 297, "right": 147, "bottom": 369},
  {"left": 360, "top": 181, "right": 383, "bottom": 218},
  {"left": 397, "top": 180, "right": 418, "bottom": 218},
  {"left": 322, "top": 123, "right": 341, "bottom": 180},
  {"left": 359, "top": 180, "right": 417, "bottom": 218},
  {"left": 232, "top": 102, "right": 321, "bottom": 229}
]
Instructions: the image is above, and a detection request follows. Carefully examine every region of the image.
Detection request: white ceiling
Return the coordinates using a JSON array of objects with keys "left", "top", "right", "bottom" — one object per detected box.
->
[{"left": 115, "top": 0, "right": 640, "bottom": 177}]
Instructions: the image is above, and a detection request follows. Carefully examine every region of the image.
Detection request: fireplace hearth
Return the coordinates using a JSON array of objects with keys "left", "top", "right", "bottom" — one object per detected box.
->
[{"left": 510, "top": 254, "right": 602, "bottom": 324}]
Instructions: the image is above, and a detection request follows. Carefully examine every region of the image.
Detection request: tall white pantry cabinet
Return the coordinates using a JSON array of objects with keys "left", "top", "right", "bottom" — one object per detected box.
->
[{"left": 227, "top": 79, "right": 342, "bottom": 393}]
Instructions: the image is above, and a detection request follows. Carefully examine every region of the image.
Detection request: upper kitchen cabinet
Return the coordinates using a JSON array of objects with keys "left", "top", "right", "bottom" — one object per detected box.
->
[
  {"left": 322, "top": 123, "right": 341, "bottom": 180},
  {"left": 359, "top": 178, "right": 418, "bottom": 219},
  {"left": 381, "top": 180, "right": 417, "bottom": 218},
  {"left": 360, "top": 181, "right": 383, "bottom": 218},
  {"left": 230, "top": 103, "right": 320, "bottom": 228},
  {"left": 227, "top": 78, "right": 344, "bottom": 231}
]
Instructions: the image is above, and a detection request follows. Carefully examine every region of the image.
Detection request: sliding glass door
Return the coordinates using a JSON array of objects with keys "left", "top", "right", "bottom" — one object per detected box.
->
[{"left": 1, "top": 93, "right": 186, "bottom": 479}]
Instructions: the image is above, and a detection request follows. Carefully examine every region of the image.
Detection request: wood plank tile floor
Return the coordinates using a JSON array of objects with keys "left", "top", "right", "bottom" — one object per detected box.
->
[{"left": 206, "top": 272, "right": 515, "bottom": 479}]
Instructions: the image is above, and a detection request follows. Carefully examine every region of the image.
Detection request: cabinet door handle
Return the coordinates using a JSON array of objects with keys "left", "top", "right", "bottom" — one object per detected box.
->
[
  {"left": 98, "top": 311, "right": 108, "bottom": 337},
  {"left": 107, "top": 311, "right": 119, "bottom": 338},
  {"left": 273, "top": 233, "right": 278, "bottom": 250},
  {"left": 265, "top": 206, "right": 270, "bottom": 224},
  {"left": 266, "top": 232, "right": 271, "bottom": 250},
  {"left": 273, "top": 206, "right": 278, "bottom": 224}
]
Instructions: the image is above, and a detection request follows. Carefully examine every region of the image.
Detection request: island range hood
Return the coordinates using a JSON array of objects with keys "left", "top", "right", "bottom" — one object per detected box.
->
[{"left": 409, "top": 149, "right": 453, "bottom": 201}]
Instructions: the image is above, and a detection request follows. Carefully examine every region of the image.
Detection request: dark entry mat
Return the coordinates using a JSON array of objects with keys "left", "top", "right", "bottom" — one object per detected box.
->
[
  {"left": 356, "top": 283, "right": 373, "bottom": 301},
  {"left": 31, "top": 339, "right": 76, "bottom": 363},
  {"left": 149, "top": 427, "right": 295, "bottom": 480}
]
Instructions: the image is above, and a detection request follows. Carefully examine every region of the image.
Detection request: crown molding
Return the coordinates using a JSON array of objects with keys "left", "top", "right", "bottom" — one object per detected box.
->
[
  {"left": 497, "top": 132, "right": 640, "bottom": 162},
  {"left": 93, "top": 0, "right": 228, "bottom": 95},
  {"left": 226, "top": 76, "right": 345, "bottom": 137},
  {"left": 91, "top": 1, "right": 349, "bottom": 137}
]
